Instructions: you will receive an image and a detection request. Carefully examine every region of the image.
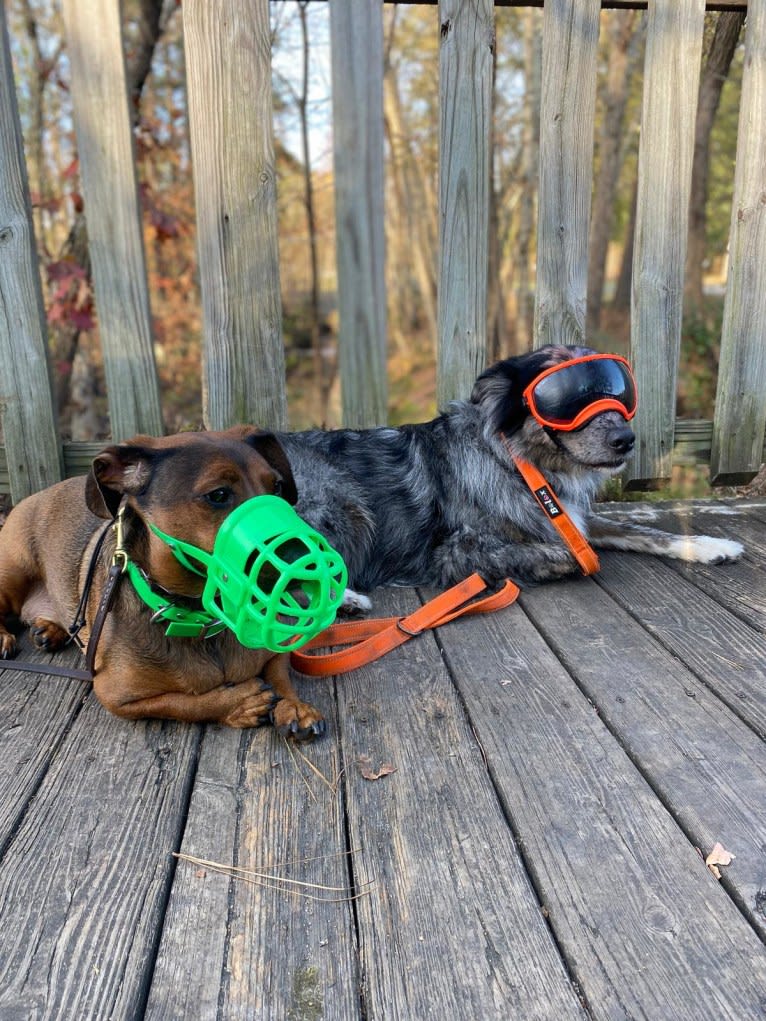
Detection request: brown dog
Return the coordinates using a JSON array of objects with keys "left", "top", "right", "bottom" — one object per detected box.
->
[{"left": 0, "top": 427, "right": 325, "bottom": 739}]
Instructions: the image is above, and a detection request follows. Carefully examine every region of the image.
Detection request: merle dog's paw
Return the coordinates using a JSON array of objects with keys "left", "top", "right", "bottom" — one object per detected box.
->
[
  {"left": 671, "top": 535, "right": 744, "bottom": 565},
  {"left": 339, "top": 588, "right": 372, "bottom": 616}
]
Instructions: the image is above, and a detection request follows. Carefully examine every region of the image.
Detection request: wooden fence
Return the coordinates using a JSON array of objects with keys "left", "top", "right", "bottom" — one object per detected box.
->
[{"left": 0, "top": 0, "right": 764, "bottom": 504}]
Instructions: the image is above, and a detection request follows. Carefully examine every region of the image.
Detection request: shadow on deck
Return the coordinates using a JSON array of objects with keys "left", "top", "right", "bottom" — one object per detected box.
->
[{"left": 0, "top": 499, "right": 765, "bottom": 1019}]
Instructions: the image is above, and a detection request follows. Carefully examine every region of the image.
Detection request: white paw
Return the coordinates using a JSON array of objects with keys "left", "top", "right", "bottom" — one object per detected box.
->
[
  {"left": 340, "top": 588, "right": 372, "bottom": 614},
  {"left": 668, "top": 535, "right": 744, "bottom": 565}
]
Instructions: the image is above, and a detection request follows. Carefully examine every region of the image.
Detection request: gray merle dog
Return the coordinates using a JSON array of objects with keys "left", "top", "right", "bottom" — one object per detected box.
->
[{"left": 278, "top": 345, "right": 742, "bottom": 597}]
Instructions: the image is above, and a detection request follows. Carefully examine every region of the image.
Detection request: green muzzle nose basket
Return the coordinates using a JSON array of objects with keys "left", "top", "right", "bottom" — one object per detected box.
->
[{"left": 150, "top": 495, "right": 348, "bottom": 652}]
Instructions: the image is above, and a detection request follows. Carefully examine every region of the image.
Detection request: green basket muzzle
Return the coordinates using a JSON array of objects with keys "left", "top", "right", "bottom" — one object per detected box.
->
[{"left": 151, "top": 495, "right": 348, "bottom": 653}]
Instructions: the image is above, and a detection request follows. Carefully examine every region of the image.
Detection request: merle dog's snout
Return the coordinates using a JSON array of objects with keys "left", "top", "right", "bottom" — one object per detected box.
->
[{"left": 609, "top": 426, "right": 635, "bottom": 456}]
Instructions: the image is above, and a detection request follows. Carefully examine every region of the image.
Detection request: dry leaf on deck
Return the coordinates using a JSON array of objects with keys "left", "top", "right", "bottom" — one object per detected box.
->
[
  {"left": 705, "top": 842, "right": 735, "bottom": 879},
  {"left": 358, "top": 754, "right": 397, "bottom": 781}
]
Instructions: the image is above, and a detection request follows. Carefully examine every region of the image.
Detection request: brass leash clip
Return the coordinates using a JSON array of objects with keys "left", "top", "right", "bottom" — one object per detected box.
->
[{"left": 111, "top": 503, "right": 129, "bottom": 574}]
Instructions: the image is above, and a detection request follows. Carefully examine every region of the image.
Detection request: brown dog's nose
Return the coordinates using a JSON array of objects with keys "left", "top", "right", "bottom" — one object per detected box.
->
[{"left": 609, "top": 426, "right": 635, "bottom": 456}]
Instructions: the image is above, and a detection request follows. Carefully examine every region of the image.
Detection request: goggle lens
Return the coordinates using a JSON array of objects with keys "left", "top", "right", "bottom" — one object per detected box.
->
[{"left": 525, "top": 355, "right": 637, "bottom": 431}]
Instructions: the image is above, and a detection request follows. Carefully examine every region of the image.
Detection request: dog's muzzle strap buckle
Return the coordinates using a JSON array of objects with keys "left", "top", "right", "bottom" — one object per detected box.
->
[{"left": 290, "top": 573, "right": 520, "bottom": 676}]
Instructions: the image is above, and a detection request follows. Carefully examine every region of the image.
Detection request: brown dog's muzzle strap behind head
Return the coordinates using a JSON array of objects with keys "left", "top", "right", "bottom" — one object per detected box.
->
[
  {"left": 0, "top": 507, "right": 126, "bottom": 683},
  {"left": 290, "top": 573, "right": 520, "bottom": 677},
  {"left": 83, "top": 563, "right": 124, "bottom": 675},
  {"left": 0, "top": 559, "right": 121, "bottom": 682}
]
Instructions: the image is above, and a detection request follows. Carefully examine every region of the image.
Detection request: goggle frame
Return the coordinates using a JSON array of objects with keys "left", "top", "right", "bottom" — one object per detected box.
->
[{"left": 523, "top": 353, "right": 638, "bottom": 432}]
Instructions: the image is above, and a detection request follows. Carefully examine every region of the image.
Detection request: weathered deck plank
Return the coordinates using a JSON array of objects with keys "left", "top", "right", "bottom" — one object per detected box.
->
[
  {"left": 594, "top": 550, "right": 766, "bottom": 737},
  {"left": 0, "top": 501, "right": 764, "bottom": 1019},
  {"left": 144, "top": 726, "right": 251, "bottom": 1020},
  {"left": 335, "top": 588, "right": 587, "bottom": 1021},
  {"left": 520, "top": 572, "right": 766, "bottom": 939},
  {"left": 0, "top": 642, "right": 88, "bottom": 855},
  {"left": 434, "top": 596, "right": 766, "bottom": 1019},
  {"left": 213, "top": 697, "right": 359, "bottom": 1020},
  {"left": 605, "top": 500, "right": 766, "bottom": 630},
  {"left": 147, "top": 692, "right": 361, "bottom": 1021},
  {"left": 0, "top": 698, "right": 198, "bottom": 1019}
]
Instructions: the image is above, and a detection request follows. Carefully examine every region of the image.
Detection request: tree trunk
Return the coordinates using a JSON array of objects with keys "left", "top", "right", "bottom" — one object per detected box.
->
[
  {"left": 297, "top": 1, "right": 332, "bottom": 423},
  {"left": 586, "top": 10, "right": 638, "bottom": 335},
  {"left": 124, "top": 0, "right": 165, "bottom": 125},
  {"left": 515, "top": 9, "right": 541, "bottom": 354},
  {"left": 18, "top": 0, "right": 46, "bottom": 242},
  {"left": 382, "top": 58, "right": 438, "bottom": 345},
  {"left": 487, "top": 42, "right": 508, "bottom": 363},
  {"left": 684, "top": 10, "right": 745, "bottom": 310},
  {"left": 613, "top": 172, "right": 637, "bottom": 312}
]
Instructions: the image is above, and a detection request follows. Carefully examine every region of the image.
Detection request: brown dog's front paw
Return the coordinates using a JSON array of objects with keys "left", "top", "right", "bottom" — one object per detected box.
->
[
  {"left": 270, "top": 698, "right": 326, "bottom": 742},
  {"left": 0, "top": 629, "right": 17, "bottom": 660},
  {"left": 31, "top": 618, "right": 69, "bottom": 652},
  {"left": 221, "top": 687, "right": 279, "bottom": 729}
]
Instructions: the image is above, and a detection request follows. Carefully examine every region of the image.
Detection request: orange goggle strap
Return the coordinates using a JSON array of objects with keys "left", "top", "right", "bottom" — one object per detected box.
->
[
  {"left": 505, "top": 445, "right": 600, "bottom": 576},
  {"left": 290, "top": 572, "right": 520, "bottom": 677}
]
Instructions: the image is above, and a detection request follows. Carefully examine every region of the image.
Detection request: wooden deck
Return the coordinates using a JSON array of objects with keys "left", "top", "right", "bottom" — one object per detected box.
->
[{"left": 0, "top": 498, "right": 765, "bottom": 1019}]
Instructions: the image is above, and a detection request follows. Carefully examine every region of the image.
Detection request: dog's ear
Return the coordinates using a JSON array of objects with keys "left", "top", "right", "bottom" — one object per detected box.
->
[
  {"left": 472, "top": 347, "right": 582, "bottom": 435},
  {"left": 85, "top": 442, "right": 154, "bottom": 519},
  {"left": 243, "top": 429, "right": 299, "bottom": 506},
  {"left": 471, "top": 359, "right": 530, "bottom": 435}
]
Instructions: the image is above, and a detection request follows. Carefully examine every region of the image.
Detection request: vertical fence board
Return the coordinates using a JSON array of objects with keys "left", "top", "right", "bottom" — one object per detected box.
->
[
  {"left": 0, "top": 4, "right": 62, "bottom": 501},
  {"left": 329, "top": 0, "right": 387, "bottom": 427},
  {"left": 184, "top": 0, "right": 286, "bottom": 431},
  {"left": 534, "top": 0, "right": 601, "bottom": 350},
  {"left": 710, "top": 3, "right": 766, "bottom": 486},
  {"left": 625, "top": 0, "right": 705, "bottom": 488},
  {"left": 60, "top": 0, "right": 163, "bottom": 442},
  {"left": 1, "top": 0, "right": 763, "bottom": 490},
  {"left": 437, "top": 0, "right": 494, "bottom": 406}
]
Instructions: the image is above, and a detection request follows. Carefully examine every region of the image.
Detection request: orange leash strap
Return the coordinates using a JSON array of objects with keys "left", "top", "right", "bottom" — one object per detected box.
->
[
  {"left": 509, "top": 452, "right": 600, "bottom": 576},
  {"left": 290, "top": 573, "right": 520, "bottom": 676}
]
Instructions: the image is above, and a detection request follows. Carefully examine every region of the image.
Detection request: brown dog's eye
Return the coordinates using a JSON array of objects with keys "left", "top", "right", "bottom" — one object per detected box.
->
[
  {"left": 273, "top": 477, "right": 283, "bottom": 497},
  {"left": 205, "top": 487, "right": 233, "bottom": 508}
]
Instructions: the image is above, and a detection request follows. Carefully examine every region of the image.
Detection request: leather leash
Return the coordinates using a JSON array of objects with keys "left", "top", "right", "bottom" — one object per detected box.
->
[
  {"left": 290, "top": 573, "right": 520, "bottom": 676},
  {"left": 4, "top": 565, "right": 517, "bottom": 683}
]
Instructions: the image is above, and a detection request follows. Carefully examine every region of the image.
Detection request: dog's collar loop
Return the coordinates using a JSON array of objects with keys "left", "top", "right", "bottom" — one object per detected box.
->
[
  {"left": 500, "top": 434, "right": 600, "bottom": 575},
  {"left": 125, "top": 560, "right": 226, "bottom": 639}
]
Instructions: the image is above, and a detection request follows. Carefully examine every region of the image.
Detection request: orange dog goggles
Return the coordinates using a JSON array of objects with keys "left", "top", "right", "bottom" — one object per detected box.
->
[{"left": 523, "top": 353, "right": 637, "bottom": 432}]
